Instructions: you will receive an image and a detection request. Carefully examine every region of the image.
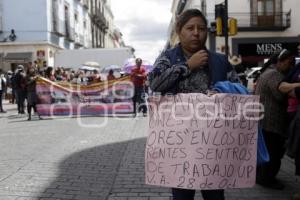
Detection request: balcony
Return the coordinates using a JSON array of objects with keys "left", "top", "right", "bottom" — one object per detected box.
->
[
  {"left": 83, "top": 0, "right": 89, "bottom": 9},
  {"left": 52, "top": 18, "right": 58, "bottom": 34},
  {"left": 80, "top": 35, "right": 84, "bottom": 44},
  {"left": 74, "top": 33, "right": 84, "bottom": 46},
  {"left": 50, "top": 33, "right": 60, "bottom": 46},
  {"left": 52, "top": 18, "right": 65, "bottom": 36},
  {"left": 65, "top": 26, "right": 75, "bottom": 41},
  {"left": 0, "top": 16, "right": 3, "bottom": 33},
  {"left": 91, "top": 10, "right": 108, "bottom": 30},
  {"left": 207, "top": 11, "right": 291, "bottom": 31}
]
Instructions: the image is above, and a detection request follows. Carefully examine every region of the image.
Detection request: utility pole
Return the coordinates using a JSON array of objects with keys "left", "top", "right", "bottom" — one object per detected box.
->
[
  {"left": 215, "top": 1, "right": 237, "bottom": 56},
  {"left": 224, "top": 0, "right": 229, "bottom": 56}
]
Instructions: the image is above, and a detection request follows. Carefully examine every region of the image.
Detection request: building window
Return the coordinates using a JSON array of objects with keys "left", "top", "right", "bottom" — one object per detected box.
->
[
  {"left": 65, "top": 5, "right": 70, "bottom": 37},
  {"left": 201, "top": 0, "right": 207, "bottom": 16},
  {"left": 94, "top": 0, "right": 98, "bottom": 14},
  {"left": 251, "top": 0, "right": 279, "bottom": 27},
  {"left": 99, "top": 1, "right": 102, "bottom": 14},
  {"left": 74, "top": 12, "right": 78, "bottom": 23},
  {"left": 52, "top": 0, "right": 58, "bottom": 32},
  {"left": 258, "top": 0, "right": 274, "bottom": 16},
  {"left": 176, "top": 0, "right": 186, "bottom": 15},
  {"left": 83, "top": 20, "right": 87, "bottom": 29}
]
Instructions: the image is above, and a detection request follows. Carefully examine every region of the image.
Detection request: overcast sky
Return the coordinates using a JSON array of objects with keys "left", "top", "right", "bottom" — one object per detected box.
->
[{"left": 111, "top": 0, "right": 172, "bottom": 64}]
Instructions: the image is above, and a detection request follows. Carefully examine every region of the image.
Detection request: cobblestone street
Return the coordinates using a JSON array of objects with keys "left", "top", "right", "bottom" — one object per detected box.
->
[{"left": 0, "top": 102, "right": 299, "bottom": 200}]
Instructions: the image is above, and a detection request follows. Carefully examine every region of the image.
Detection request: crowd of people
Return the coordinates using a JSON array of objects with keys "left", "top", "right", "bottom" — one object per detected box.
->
[
  {"left": 0, "top": 58, "right": 150, "bottom": 119},
  {"left": 0, "top": 63, "right": 42, "bottom": 120},
  {"left": 0, "top": 61, "right": 117, "bottom": 118},
  {"left": 43, "top": 66, "right": 104, "bottom": 84}
]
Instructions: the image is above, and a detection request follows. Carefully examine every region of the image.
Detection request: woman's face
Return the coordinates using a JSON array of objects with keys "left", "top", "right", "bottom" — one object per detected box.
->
[{"left": 178, "top": 16, "right": 207, "bottom": 54}]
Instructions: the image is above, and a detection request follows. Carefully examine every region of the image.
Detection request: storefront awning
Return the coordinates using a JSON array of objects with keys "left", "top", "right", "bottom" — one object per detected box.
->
[
  {"left": 4, "top": 52, "right": 32, "bottom": 61},
  {"left": 241, "top": 56, "right": 266, "bottom": 63}
]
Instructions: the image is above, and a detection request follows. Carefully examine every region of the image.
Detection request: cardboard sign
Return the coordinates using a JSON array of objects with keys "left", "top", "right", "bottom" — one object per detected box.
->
[{"left": 145, "top": 93, "right": 260, "bottom": 190}]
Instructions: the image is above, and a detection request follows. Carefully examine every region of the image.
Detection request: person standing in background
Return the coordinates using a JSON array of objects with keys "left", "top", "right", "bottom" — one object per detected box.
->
[
  {"left": 229, "top": 55, "right": 246, "bottom": 86},
  {"left": 26, "top": 66, "right": 42, "bottom": 121},
  {"left": 255, "top": 49, "right": 295, "bottom": 190},
  {"left": 0, "top": 72, "right": 7, "bottom": 113},
  {"left": 15, "top": 65, "right": 27, "bottom": 114},
  {"left": 131, "top": 58, "right": 147, "bottom": 117},
  {"left": 278, "top": 45, "right": 300, "bottom": 200},
  {"left": 107, "top": 69, "right": 116, "bottom": 81}
]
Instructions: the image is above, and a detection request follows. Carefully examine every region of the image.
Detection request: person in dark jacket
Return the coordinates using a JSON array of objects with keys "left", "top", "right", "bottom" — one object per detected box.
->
[
  {"left": 278, "top": 57, "right": 300, "bottom": 200},
  {"left": 255, "top": 49, "right": 294, "bottom": 190},
  {"left": 26, "top": 66, "right": 41, "bottom": 120},
  {"left": 0, "top": 73, "right": 6, "bottom": 113},
  {"left": 14, "top": 65, "right": 27, "bottom": 114},
  {"left": 149, "top": 9, "right": 238, "bottom": 200}
]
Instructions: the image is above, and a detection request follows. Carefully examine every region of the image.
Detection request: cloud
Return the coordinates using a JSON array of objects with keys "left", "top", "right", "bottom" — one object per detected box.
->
[
  {"left": 131, "top": 40, "right": 166, "bottom": 64},
  {"left": 129, "top": 20, "right": 169, "bottom": 41},
  {"left": 111, "top": 0, "right": 172, "bottom": 63}
]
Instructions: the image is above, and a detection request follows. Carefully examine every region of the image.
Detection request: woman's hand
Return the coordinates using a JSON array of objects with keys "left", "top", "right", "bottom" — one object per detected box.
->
[
  {"left": 186, "top": 50, "right": 208, "bottom": 71},
  {"left": 207, "top": 90, "right": 218, "bottom": 96}
]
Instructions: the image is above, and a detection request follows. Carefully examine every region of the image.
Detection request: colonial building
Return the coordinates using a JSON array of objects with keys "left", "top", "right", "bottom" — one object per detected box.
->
[
  {"left": 89, "top": 0, "right": 127, "bottom": 48},
  {"left": 167, "top": 0, "right": 300, "bottom": 67},
  {"left": 0, "top": 0, "right": 124, "bottom": 72}
]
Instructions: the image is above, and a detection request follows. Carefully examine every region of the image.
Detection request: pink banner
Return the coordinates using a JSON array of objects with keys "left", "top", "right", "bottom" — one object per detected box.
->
[
  {"left": 145, "top": 93, "right": 260, "bottom": 190},
  {"left": 36, "top": 77, "right": 134, "bottom": 116}
]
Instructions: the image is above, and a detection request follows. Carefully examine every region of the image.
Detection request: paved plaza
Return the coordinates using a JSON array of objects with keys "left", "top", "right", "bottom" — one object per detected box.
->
[{"left": 0, "top": 101, "right": 299, "bottom": 200}]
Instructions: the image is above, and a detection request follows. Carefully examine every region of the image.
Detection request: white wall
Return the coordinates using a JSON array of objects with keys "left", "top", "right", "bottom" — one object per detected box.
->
[
  {"left": 1, "top": 0, "right": 48, "bottom": 42},
  {"left": 73, "top": 0, "right": 92, "bottom": 48},
  {"left": 0, "top": 0, "right": 90, "bottom": 47},
  {"left": 104, "top": 2, "right": 115, "bottom": 48},
  {"left": 205, "top": 0, "right": 250, "bottom": 12},
  {"left": 54, "top": 48, "right": 134, "bottom": 68},
  {"left": 283, "top": 0, "right": 300, "bottom": 35}
]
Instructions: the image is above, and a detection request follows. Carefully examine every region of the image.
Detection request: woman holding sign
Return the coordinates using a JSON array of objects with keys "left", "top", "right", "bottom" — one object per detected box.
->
[{"left": 149, "top": 9, "right": 238, "bottom": 200}]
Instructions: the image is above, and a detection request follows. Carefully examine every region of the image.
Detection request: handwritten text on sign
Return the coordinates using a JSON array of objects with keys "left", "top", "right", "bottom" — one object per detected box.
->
[{"left": 145, "top": 93, "right": 260, "bottom": 190}]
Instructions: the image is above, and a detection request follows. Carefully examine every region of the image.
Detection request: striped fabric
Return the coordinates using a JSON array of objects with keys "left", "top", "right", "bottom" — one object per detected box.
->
[{"left": 36, "top": 76, "right": 134, "bottom": 116}]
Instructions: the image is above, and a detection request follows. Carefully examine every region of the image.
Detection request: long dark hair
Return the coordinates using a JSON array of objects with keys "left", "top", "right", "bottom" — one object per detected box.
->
[
  {"left": 259, "top": 52, "right": 280, "bottom": 74},
  {"left": 260, "top": 49, "right": 294, "bottom": 73},
  {"left": 255, "top": 49, "right": 294, "bottom": 83}
]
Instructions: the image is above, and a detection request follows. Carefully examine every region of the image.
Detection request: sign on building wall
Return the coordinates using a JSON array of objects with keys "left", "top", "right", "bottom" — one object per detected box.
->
[
  {"left": 36, "top": 50, "right": 46, "bottom": 68},
  {"left": 37, "top": 50, "right": 45, "bottom": 59},
  {"left": 238, "top": 42, "right": 299, "bottom": 56}
]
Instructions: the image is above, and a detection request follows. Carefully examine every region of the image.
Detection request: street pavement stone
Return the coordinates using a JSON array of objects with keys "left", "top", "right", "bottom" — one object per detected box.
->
[{"left": 0, "top": 101, "right": 299, "bottom": 200}]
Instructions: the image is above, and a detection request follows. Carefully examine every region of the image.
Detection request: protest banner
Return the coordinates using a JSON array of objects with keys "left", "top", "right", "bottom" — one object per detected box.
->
[
  {"left": 36, "top": 76, "right": 134, "bottom": 116},
  {"left": 145, "top": 93, "right": 260, "bottom": 190}
]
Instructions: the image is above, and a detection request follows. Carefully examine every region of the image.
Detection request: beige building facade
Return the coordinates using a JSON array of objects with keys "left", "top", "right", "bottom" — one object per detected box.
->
[{"left": 167, "top": 0, "right": 300, "bottom": 67}]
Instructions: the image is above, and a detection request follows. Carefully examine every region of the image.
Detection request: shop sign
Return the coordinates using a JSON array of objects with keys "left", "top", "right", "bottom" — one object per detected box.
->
[
  {"left": 238, "top": 42, "right": 299, "bottom": 56},
  {"left": 37, "top": 50, "right": 45, "bottom": 59}
]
